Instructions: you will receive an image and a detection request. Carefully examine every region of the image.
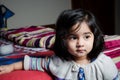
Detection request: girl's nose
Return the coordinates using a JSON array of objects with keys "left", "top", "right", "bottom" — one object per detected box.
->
[
  {"left": 76, "top": 39, "right": 84, "bottom": 48},
  {"left": 76, "top": 44, "right": 84, "bottom": 48}
]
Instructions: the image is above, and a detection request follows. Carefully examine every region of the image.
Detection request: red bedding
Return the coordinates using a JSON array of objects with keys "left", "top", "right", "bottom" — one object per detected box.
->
[{"left": 0, "top": 70, "right": 53, "bottom": 80}]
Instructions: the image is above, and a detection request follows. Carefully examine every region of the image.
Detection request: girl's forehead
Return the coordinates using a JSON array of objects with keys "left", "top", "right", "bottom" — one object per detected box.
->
[{"left": 70, "top": 22, "right": 92, "bottom": 33}]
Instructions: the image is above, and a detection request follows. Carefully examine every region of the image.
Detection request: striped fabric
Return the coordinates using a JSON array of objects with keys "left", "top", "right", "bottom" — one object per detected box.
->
[
  {"left": 103, "top": 35, "right": 120, "bottom": 70},
  {"left": 0, "top": 26, "right": 55, "bottom": 49}
]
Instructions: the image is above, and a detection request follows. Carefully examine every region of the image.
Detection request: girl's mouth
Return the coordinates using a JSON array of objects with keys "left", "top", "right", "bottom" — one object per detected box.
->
[{"left": 76, "top": 49, "right": 85, "bottom": 53}]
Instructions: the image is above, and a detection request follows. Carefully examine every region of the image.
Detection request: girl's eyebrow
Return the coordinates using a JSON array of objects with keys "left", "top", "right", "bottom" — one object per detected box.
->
[
  {"left": 83, "top": 32, "right": 93, "bottom": 35},
  {"left": 69, "top": 32, "right": 92, "bottom": 35}
]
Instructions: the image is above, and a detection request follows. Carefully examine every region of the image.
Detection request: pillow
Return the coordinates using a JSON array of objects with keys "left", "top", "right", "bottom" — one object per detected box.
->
[
  {"left": 103, "top": 35, "right": 120, "bottom": 70},
  {"left": 0, "top": 26, "right": 55, "bottom": 49},
  {"left": 0, "top": 70, "right": 52, "bottom": 80},
  {"left": 104, "top": 35, "right": 120, "bottom": 49}
]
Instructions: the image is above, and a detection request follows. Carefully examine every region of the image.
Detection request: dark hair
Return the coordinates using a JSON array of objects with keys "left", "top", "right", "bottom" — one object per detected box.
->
[{"left": 53, "top": 9, "right": 104, "bottom": 61}]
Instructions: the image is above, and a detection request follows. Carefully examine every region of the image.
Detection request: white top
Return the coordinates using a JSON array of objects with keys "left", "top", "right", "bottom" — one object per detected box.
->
[{"left": 24, "top": 53, "right": 119, "bottom": 80}]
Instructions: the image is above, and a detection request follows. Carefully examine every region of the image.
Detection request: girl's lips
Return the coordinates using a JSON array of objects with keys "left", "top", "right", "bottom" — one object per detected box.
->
[{"left": 76, "top": 49, "right": 85, "bottom": 53}]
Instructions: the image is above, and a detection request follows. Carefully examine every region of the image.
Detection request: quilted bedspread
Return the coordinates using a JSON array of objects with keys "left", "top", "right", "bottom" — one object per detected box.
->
[{"left": 0, "top": 26, "right": 55, "bottom": 49}]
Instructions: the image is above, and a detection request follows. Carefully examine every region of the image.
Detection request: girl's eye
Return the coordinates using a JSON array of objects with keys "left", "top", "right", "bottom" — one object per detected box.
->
[
  {"left": 84, "top": 35, "right": 91, "bottom": 40},
  {"left": 68, "top": 35, "right": 77, "bottom": 40}
]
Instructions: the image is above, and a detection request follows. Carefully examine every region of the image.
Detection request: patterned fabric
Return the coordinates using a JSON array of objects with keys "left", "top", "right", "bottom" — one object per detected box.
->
[
  {"left": 78, "top": 67, "right": 85, "bottom": 80},
  {"left": 103, "top": 35, "right": 120, "bottom": 70},
  {"left": 0, "top": 26, "right": 55, "bottom": 49}
]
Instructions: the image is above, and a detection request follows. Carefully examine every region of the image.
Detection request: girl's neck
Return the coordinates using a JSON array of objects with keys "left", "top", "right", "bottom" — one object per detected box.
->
[{"left": 74, "top": 57, "right": 90, "bottom": 65}]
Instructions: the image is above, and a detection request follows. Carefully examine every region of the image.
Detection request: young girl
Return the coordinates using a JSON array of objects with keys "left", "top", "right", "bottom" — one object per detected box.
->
[{"left": 0, "top": 9, "right": 119, "bottom": 80}]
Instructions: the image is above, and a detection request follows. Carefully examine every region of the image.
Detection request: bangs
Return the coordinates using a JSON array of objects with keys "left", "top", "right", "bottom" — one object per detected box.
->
[{"left": 69, "top": 22, "right": 81, "bottom": 34}]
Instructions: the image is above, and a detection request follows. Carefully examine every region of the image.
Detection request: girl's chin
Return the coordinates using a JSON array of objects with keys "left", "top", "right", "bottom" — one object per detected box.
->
[{"left": 74, "top": 53, "right": 87, "bottom": 58}]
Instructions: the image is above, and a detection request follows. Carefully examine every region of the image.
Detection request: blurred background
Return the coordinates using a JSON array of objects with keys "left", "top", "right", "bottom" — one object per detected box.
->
[{"left": 0, "top": 0, "right": 120, "bottom": 35}]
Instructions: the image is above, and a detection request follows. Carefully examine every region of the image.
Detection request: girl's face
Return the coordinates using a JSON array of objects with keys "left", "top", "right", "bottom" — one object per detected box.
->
[{"left": 65, "top": 22, "right": 94, "bottom": 61}]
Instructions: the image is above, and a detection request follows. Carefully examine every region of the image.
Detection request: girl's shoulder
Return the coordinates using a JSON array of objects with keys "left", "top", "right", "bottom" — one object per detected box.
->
[
  {"left": 88, "top": 53, "right": 118, "bottom": 73},
  {"left": 97, "top": 53, "right": 114, "bottom": 63},
  {"left": 91, "top": 53, "right": 115, "bottom": 66},
  {"left": 90, "top": 53, "right": 118, "bottom": 79},
  {"left": 49, "top": 55, "right": 71, "bottom": 65}
]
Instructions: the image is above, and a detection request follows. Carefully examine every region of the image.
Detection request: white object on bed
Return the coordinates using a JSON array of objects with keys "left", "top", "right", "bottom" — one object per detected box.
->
[{"left": 0, "top": 44, "right": 14, "bottom": 55}]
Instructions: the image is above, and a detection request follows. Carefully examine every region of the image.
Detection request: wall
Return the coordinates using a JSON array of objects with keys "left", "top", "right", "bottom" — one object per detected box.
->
[
  {"left": 115, "top": 0, "right": 120, "bottom": 34},
  {"left": 1, "top": 0, "right": 71, "bottom": 29}
]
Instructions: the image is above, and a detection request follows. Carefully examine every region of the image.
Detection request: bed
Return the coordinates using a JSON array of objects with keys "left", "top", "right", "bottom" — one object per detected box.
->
[
  {"left": 0, "top": 25, "right": 55, "bottom": 80},
  {"left": 0, "top": 25, "right": 120, "bottom": 80}
]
